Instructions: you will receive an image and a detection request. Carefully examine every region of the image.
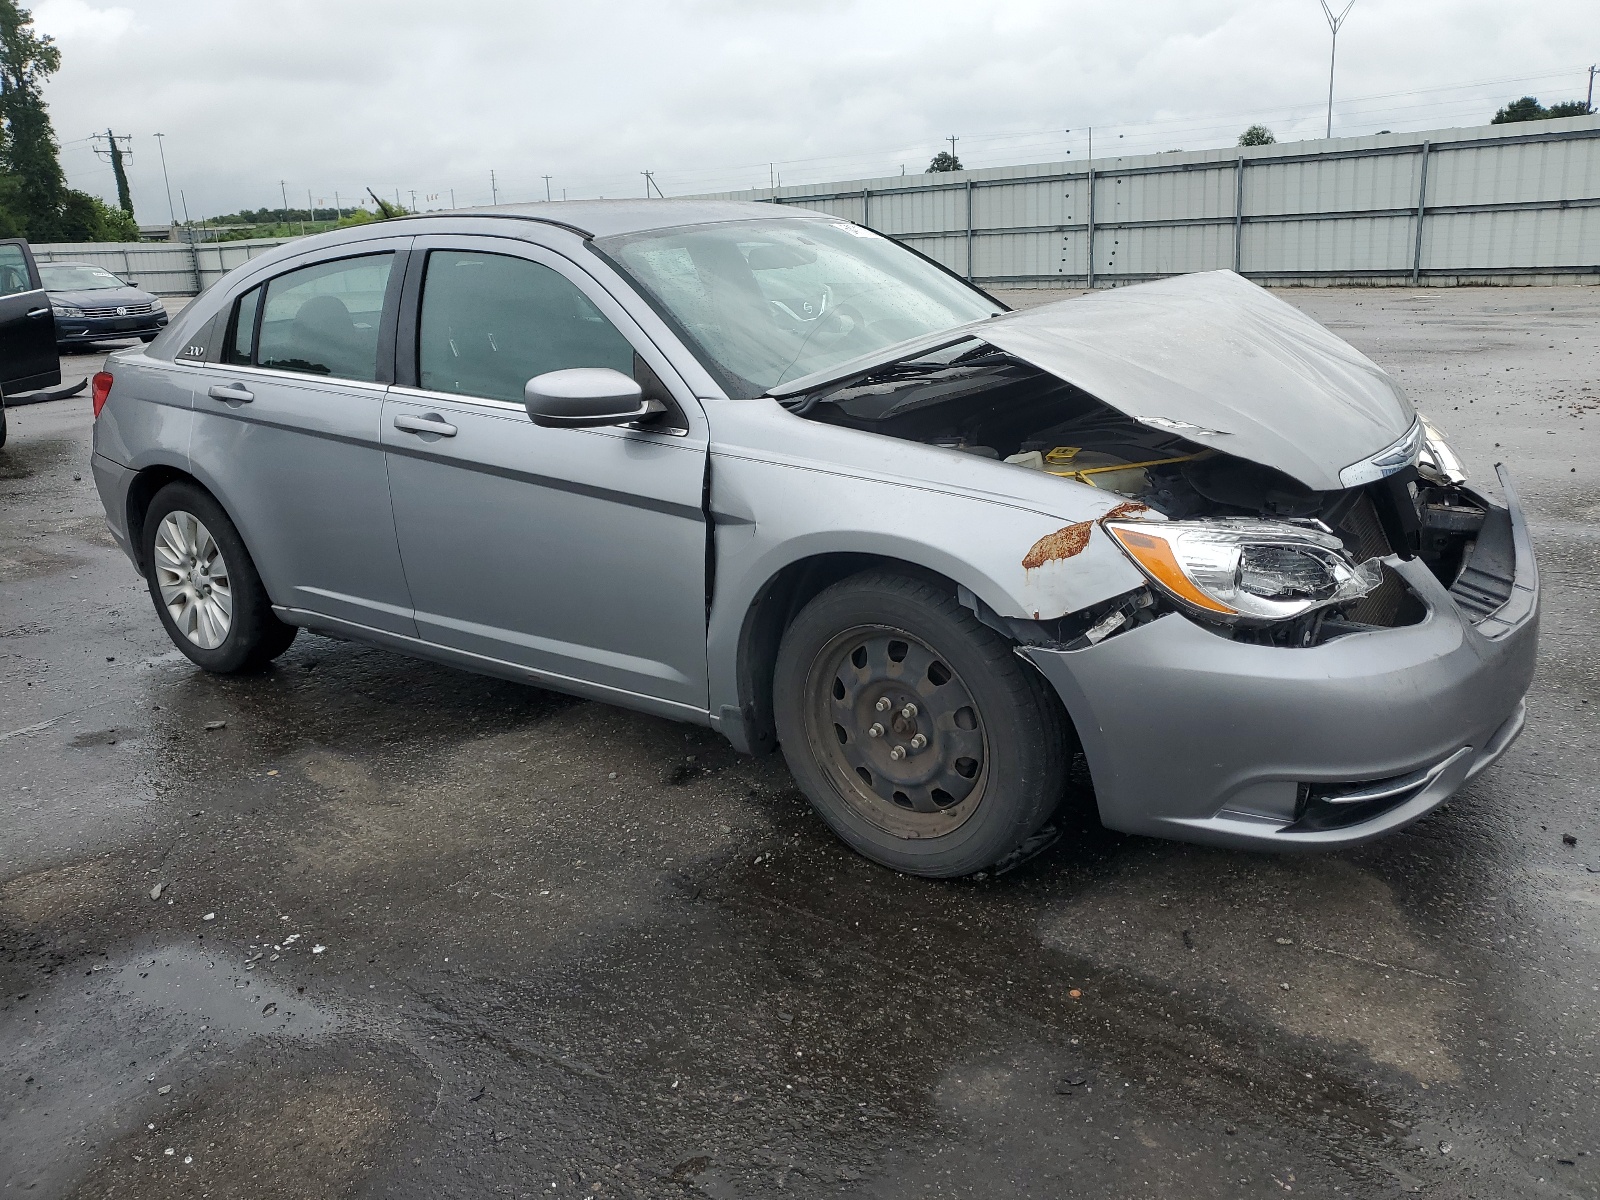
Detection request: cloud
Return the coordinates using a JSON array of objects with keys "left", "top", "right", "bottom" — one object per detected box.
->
[
  {"left": 31, "top": 0, "right": 1597, "bottom": 225},
  {"left": 31, "top": 0, "right": 135, "bottom": 42}
]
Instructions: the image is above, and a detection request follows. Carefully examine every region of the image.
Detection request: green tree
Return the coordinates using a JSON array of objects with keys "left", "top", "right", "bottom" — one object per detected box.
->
[
  {"left": 1493, "top": 96, "right": 1548, "bottom": 123},
  {"left": 0, "top": 2, "right": 136, "bottom": 241},
  {"left": 1545, "top": 99, "right": 1593, "bottom": 118},
  {"left": 926, "top": 149, "right": 963, "bottom": 172},
  {"left": 0, "top": 0, "right": 67, "bottom": 237},
  {"left": 1238, "top": 124, "right": 1276, "bottom": 146},
  {"left": 1492, "top": 95, "right": 1592, "bottom": 123},
  {"left": 107, "top": 132, "right": 133, "bottom": 215}
]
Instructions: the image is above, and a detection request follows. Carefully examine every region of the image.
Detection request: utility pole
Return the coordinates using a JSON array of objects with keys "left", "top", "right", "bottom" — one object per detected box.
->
[
  {"left": 308, "top": 189, "right": 316, "bottom": 225},
  {"left": 334, "top": 190, "right": 342, "bottom": 219},
  {"left": 542, "top": 174, "right": 553, "bottom": 202},
  {"left": 1320, "top": 0, "right": 1355, "bottom": 139},
  {"left": 450, "top": 188, "right": 456, "bottom": 208},
  {"left": 948, "top": 135, "right": 959, "bottom": 165},
  {"left": 410, "top": 189, "right": 418, "bottom": 211},
  {"left": 152, "top": 133, "right": 177, "bottom": 230},
  {"left": 92, "top": 130, "right": 135, "bottom": 216},
  {"left": 1589, "top": 64, "right": 1597, "bottom": 114},
  {"left": 642, "top": 170, "right": 664, "bottom": 198},
  {"left": 490, "top": 170, "right": 498, "bottom": 205}
]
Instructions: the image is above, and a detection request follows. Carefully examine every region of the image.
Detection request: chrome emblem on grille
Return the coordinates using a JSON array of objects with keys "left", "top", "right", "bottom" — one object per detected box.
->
[{"left": 116, "top": 306, "right": 128, "bottom": 316}]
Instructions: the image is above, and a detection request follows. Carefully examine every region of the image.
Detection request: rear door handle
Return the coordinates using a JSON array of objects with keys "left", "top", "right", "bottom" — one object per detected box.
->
[
  {"left": 393, "top": 414, "right": 458, "bottom": 437},
  {"left": 207, "top": 383, "right": 254, "bottom": 403}
]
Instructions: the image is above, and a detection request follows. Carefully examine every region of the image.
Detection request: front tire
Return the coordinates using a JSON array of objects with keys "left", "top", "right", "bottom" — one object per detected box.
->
[
  {"left": 773, "top": 571, "right": 1071, "bottom": 878},
  {"left": 141, "top": 482, "right": 297, "bottom": 672}
]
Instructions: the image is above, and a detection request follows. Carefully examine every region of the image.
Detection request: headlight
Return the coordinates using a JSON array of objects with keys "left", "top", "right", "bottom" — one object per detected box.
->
[
  {"left": 52, "top": 303, "right": 84, "bottom": 318},
  {"left": 1104, "top": 518, "right": 1382, "bottom": 623},
  {"left": 1416, "top": 416, "right": 1466, "bottom": 485},
  {"left": 150, "top": 298, "right": 166, "bottom": 313}
]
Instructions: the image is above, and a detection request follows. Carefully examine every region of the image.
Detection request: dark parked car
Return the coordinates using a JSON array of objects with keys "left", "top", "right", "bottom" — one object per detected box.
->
[
  {"left": 39, "top": 261, "right": 168, "bottom": 349},
  {"left": 0, "top": 237, "right": 61, "bottom": 447}
]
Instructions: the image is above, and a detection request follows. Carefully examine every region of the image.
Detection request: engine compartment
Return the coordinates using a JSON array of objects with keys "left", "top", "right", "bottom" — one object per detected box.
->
[{"left": 789, "top": 340, "right": 1494, "bottom": 643}]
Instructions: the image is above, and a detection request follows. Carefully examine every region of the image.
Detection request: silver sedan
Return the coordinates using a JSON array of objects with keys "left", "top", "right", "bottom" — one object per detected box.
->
[{"left": 89, "top": 200, "right": 1537, "bottom": 877}]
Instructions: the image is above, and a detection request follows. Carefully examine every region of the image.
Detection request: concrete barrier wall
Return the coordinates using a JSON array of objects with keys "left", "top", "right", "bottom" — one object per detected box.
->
[{"left": 701, "top": 116, "right": 1600, "bottom": 287}]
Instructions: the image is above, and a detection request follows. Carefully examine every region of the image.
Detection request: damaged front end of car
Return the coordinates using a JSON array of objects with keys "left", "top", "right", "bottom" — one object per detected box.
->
[
  {"left": 770, "top": 271, "right": 1506, "bottom": 654},
  {"left": 764, "top": 270, "right": 1537, "bottom": 848}
]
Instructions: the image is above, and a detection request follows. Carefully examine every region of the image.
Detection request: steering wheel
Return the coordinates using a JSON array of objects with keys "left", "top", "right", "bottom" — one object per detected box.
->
[
  {"left": 805, "top": 302, "right": 864, "bottom": 346},
  {"left": 770, "top": 284, "right": 834, "bottom": 326}
]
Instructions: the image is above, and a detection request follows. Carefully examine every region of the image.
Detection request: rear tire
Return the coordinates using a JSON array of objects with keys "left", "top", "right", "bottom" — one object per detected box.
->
[
  {"left": 773, "top": 570, "right": 1071, "bottom": 878},
  {"left": 141, "top": 481, "right": 297, "bottom": 673},
  {"left": 0, "top": 393, "right": 7, "bottom": 449}
]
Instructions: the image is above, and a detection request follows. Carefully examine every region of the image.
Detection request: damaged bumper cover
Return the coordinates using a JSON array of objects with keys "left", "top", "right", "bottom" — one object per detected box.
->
[{"left": 1023, "top": 468, "right": 1538, "bottom": 849}]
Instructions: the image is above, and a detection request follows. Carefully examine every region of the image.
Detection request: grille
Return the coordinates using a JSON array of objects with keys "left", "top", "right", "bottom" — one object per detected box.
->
[
  {"left": 80, "top": 301, "right": 153, "bottom": 318},
  {"left": 1335, "top": 493, "right": 1411, "bottom": 626}
]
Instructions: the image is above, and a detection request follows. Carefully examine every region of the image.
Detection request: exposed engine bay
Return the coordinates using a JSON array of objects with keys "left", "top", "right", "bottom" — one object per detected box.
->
[{"left": 785, "top": 339, "right": 1503, "bottom": 647}]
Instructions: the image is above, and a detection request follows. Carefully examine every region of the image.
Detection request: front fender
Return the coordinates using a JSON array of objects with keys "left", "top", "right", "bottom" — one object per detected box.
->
[{"left": 703, "top": 402, "right": 1148, "bottom": 743}]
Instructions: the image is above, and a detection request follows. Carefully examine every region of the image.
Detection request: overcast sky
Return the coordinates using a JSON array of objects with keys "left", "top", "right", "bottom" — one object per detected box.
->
[{"left": 31, "top": 0, "right": 1598, "bottom": 224}]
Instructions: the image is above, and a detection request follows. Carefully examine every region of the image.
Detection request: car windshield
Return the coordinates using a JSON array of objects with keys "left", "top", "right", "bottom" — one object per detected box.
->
[
  {"left": 39, "top": 264, "right": 129, "bottom": 291},
  {"left": 596, "top": 218, "right": 1002, "bottom": 398}
]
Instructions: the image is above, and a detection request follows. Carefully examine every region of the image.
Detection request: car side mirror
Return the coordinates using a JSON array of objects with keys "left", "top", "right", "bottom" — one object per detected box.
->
[{"left": 524, "top": 367, "right": 663, "bottom": 428}]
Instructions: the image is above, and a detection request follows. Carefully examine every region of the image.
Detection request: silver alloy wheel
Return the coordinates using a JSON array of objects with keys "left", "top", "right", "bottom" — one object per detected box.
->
[{"left": 153, "top": 510, "right": 233, "bottom": 649}]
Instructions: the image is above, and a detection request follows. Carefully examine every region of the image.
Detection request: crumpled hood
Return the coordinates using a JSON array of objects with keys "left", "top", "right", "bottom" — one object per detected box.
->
[{"left": 978, "top": 270, "right": 1414, "bottom": 492}]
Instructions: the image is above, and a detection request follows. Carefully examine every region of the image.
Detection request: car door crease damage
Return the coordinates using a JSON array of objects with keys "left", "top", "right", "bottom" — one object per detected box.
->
[{"left": 88, "top": 201, "right": 1538, "bottom": 877}]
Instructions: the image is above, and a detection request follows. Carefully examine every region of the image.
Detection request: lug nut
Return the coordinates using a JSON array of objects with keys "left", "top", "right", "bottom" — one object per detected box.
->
[
  {"left": 875, "top": 697, "right": 891, "bottom": 712},
  {"left": 901, "top": 703, "right": 918, "bottom": 719},
  {"left": 889, "top": 745, "right": 906, "bottom": 761},
  {"left": 909, "top": 733, "right": 927, "bottom": 750},
  {"left": 867, "top": 723, "right": 884, "bottom": 739}
]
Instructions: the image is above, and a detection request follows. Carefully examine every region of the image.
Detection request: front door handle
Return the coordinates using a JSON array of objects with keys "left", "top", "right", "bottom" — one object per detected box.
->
[
  {"left": 207, "top": 383, "right": 254, "bottom": 403},
  {"left": 393, "top": 414, "right": 458, "bottom": 437},
  {"left": 26, "top": 306, "right": 49, "bottom": 318}
]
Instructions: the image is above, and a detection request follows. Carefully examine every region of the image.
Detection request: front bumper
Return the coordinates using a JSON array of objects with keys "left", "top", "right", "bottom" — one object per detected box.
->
[
  {"left": 1024, "top": 469, "right": 1539, "bottom": 850},
  {"left": 56, "top": 312, "right": 167, "bottom": 344}
]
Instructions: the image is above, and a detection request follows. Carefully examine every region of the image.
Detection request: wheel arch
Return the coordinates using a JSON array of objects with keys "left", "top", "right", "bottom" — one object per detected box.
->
[
  {"left": 125, "top": 465, "right": 210, "bottom": 577},
  {"left": 729, "top": 551, "right": 1069, "bottom": 758}
]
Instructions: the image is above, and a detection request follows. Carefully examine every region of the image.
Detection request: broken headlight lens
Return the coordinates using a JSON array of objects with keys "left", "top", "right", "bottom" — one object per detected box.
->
[
  {"left": 1104, "top": 518, "right": 1383, "bottom": 623},
  {"left": 1416, "top": 416, "right": 1467, "bottom": 485}
]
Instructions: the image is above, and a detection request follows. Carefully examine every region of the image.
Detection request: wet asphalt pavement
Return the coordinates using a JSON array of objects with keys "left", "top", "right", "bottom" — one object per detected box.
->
[{"left": 2, "top": 287, "right": 1598, "bottom": 1198}]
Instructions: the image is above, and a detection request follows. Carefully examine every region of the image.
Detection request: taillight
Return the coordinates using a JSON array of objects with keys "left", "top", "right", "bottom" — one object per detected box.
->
[{"left": 91, "top": 371, "right": 113, "bottom": 419}]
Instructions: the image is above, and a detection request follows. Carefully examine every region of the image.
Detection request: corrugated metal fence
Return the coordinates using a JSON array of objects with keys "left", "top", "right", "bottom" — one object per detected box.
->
[
  {"left": 704, "top": 115, "right": 1600, "bottom": 287},
  {"left": 30, "top": 237, "right": 293, "bottom": 297}
]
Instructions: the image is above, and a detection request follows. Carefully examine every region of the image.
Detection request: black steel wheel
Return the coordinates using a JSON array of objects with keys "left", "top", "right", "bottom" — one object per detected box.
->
[
  {"left": 805, "top": 625, "right": 990, "bottom": 839},
  {"left": 774, "top": 570, "right": 1072, "bottom": 877}
]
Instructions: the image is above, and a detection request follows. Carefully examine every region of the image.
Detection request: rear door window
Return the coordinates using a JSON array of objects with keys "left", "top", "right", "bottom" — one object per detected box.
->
[
  {"left": 256, "top": 253, "right": 394, "bottom": 380},
  {"left": 416, "top": 250, "right": 633, "bottom": 403}
]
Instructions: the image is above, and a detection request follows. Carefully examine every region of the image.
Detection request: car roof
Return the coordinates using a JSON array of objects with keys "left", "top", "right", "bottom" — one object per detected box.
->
[{"left": 396, "top": 198, "right": 810, "bottom": 240}]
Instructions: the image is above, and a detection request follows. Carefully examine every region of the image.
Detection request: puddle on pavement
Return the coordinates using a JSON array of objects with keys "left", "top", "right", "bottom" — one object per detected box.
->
[{"left": 0, "top": 940, "right": 337, "bottom": 1195}]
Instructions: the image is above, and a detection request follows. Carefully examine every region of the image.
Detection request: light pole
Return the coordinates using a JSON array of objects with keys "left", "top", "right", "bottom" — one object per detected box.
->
[
  {"left": 152, "top": 132, "right": 177, "bottom": 230},
  {"left": 1320, "top": 0, "right": 1355, "bottom": 139}
]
